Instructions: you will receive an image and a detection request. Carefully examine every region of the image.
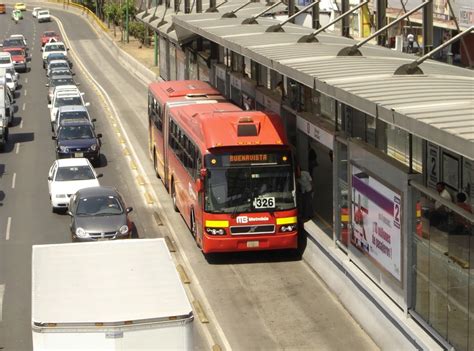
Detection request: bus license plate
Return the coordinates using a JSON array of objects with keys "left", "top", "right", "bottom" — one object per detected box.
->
[
  {"left": 247, "top": 241, "right": 259, "bottom": 248},
  {"left": 75, "top": 152, "right": 83, "bottom": 157}
]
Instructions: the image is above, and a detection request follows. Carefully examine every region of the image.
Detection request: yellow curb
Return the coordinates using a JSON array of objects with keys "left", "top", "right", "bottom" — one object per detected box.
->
[
  {"left": 176, "top": 264, "right": 190, "bottom": 284},
  {"left": 136, "top": 175, "right": 145, "bottom": 186},
  {"left": 144, "top": 191, "right": 154, "bottom": 204},
  {"left": 130, "top": 160, "right": 137, "bottom": 170},
  {"left": 192, "top": 300, "right": 209, "bottom": 324}
]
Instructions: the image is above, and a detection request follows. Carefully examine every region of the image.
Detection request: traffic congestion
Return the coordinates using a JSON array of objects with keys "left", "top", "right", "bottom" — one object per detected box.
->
[{"left": 1, "top": 7, "right": 135, "bottom": 243}]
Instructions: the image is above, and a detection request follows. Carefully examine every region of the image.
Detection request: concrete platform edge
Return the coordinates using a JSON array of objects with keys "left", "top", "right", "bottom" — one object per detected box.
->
[{"left": 303, "top": 220, "right": 444, "bottom": 351}]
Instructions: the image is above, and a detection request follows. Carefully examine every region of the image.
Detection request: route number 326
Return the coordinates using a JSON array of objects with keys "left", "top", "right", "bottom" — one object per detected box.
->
[{"left": 253, "top": 197, "right": 275, "bottom": 209}]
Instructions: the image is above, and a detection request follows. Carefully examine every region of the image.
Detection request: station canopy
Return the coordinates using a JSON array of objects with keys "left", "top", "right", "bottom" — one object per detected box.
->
[{"left": 138, "top": 1, "right": 474, "bottom": 160}]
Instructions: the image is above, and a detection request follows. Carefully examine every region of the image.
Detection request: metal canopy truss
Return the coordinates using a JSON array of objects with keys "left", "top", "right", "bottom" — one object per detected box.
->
[
  {"left": 395, "top": 26, "right": 474, "bottom": 75},
  {"left": 266, "top": 0, "right": 320, "bottom": 32},
  {"left": 171, "top": 5, "right": 474, "bottom": 159},
  {"left": 241, "top": 0, "right": 282, "bottom": 24},
  {"left": 221, "top": 0, "right": 253, "bottom": 18}
]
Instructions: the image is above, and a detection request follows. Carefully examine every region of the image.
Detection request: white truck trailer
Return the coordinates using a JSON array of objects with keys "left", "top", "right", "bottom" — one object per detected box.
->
[{"left": 32, "top": 239, "right": 194, "bottom": 350}]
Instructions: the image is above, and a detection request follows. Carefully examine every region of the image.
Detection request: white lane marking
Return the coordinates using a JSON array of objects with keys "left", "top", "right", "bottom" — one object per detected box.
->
[
  {"left": 54, "top": 15, "right": 231, "bottom": 351},
  {"left": 6, "top": 217, "right": 11, "bottom": 241},
  {"left": 11, "top": 173, "right": 16, "bottom": 189},
  {"left": 22, "top": 103, "right": 25, "bottom": 111},
  {"left": 19, "top": 120, "right": 23, "bottom": 129},
  {"left": 24, "top": 89, "right": 27, "bottom": 96},
  {"left": 15, "top": 143, "right": 20, "bottom": 154},
  {"left": 0, "top": 284, "right": 4, "bottom": 322},
  {"left": 25, "top": 78, "right": 28, "bottom": 84}
]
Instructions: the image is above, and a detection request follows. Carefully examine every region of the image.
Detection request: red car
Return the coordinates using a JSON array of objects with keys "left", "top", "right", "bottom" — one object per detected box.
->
[
  {"left": 2, "top": 47, "right": 27, "bottom": 72},
  {"left": 41, "top": 31, "right": 61, "bottom": 47}
]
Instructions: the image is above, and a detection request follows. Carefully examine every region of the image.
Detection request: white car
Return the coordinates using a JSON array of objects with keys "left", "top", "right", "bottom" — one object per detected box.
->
[
  {"left": 5, "top": 73, "right": 17, "bottom": 92},
  {"left": 6, "top": 67, "right": 19, "bottom": 82},
  {"left": 32, "top": 7, "right": 42, "bottom": 17},
  {"left": 42, "top": 42, "right": 68, "bottom": 65},
  {"left": 48, "top": 158, "right": 102, "bottom": 212},
  {"left": 49, "top": 91, "right": 89, "bottom": 128},
  {"left": 0, "top": 53, "right": 14, "bottom": 70},
  {"left": 37, "top": 9, "right": 51, "bottom": 23},
  {"left": 9, "top": 34, "right": 27, "bottom": 47}
]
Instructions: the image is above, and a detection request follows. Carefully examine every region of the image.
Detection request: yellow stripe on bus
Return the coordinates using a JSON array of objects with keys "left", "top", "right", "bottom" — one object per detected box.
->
[
  {"left": 276, "top": 217, "right": 297, "bottom": 225},
  {"left": 205, "top": 220, "right": 229, "bottom": 228}
]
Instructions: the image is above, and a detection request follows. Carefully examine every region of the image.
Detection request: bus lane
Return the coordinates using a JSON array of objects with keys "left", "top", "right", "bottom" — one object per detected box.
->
[{"left": 45, "top": 5, "right": 378, "bottom": 350}]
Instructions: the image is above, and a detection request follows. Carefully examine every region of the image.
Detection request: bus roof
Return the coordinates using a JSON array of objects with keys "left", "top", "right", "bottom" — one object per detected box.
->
[
  {"left": 172, "top": 105, "right": 288, "bottom": 151},
  {"left": 149, "top": 80, "right": 222, "bottom": 101}
]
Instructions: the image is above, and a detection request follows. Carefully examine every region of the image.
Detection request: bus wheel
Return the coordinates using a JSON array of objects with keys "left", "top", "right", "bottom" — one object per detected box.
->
[
  {"left": 171, "top": 182, "right": 178, "bottom": 212},
  {"left": 153, "top": 150, "right": 160, "bottom": 179}
]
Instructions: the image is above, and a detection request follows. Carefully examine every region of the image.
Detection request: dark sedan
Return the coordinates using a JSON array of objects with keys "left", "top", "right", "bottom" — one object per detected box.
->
[
  {"left": 53, "top": 120, "right": 102, "bottom": 165},
  {"left": 68, "top": 186, "right": 133, "bottom": 242}
]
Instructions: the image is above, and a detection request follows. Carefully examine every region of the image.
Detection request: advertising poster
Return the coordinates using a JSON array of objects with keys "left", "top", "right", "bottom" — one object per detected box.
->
[{"left": 351, "top": 166, "right": 402, "bottom": 281}]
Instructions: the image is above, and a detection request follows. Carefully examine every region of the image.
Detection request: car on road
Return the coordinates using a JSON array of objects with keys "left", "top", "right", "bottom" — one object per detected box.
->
[
  {"left": 48, "top": 68, "right": 73, "bottom": 80},
  {"left": 44, "top": 53, "right": 71, "bottom": 69},
  {"left": 5, "top": 72, "right": 17, "bottom": 91},
  {"left": 48, "top": 158, "right": 102, "bottom": 212},
  {"left": 1, "top": 37, "right": 27, "bottom": 52},
  {"left": 6, "top": 66, "right": 19, "bottom": 83},
  {"left": 11, "top": 9, "right": 23, "bottom": 20},
  {"left": 41, "top": 31, "right": 60, "bottom": 46},
  {"left": 68, "top": 186, "right": 133, "bottom": 242},
  {"left": 46, "top": 60, "right": 71, "bottom": 76},
  {"left": 53, "top": 119, "right": 102, "bottom": 164},
  {"left": 42, "top": 42, "right": 68, "bottom": 67},
  {"left": 37, "top": 9, "right": 51, "bottom": 22},
  {"left": 32, "top": 7, "right": 42, "bottom": 17},
  {"left": 0, "top": 53, "right": 13, "bottom": 71},
  {"left": 14, "top": 2, "right": 26, "bottom": 11},
  {"left": 2, "top": 47, "right": 27, "bottom": 72},
  {"left": 49, "top": 92, "right": 90, "bottom": 129},
  {"left": 0, "top": 4, "right": 6, "bottom": 14},
  {"left": 9, "top": 34, "right": 27, "bottom": 47},
  {"left": 46, "top": 75, "right": 77, "bottom": 102},
  {"left": 55, "top": 107, "right": 95, "bottom": 135}
]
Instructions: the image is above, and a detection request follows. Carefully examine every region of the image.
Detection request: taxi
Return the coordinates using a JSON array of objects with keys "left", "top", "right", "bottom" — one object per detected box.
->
[{"left": 14, "top": 2, "right": 26, "bottom": 11}]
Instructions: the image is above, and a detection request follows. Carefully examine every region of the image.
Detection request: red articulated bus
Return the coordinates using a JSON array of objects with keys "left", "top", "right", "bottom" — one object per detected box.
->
[
  {"left": 148, "top": 80, "right": 227, "bottom": 179},
  {"left": 148, "top": 81, "right": 298, "bottom": 254}
]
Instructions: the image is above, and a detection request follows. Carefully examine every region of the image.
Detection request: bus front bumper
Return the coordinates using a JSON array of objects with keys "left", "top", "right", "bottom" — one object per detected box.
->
[{"left": 202, "top": 232, "right": 298, "bottom": 254}]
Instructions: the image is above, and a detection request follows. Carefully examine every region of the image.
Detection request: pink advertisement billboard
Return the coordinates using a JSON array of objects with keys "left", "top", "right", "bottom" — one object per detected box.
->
[{"left": 351, "top": 166, "right": 402, "bottom": 281}]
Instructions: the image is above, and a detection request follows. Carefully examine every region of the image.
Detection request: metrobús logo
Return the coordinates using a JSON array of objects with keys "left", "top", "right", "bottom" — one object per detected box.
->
[{"left": 236, "top": 216, "right": 270, "bottom": 224}]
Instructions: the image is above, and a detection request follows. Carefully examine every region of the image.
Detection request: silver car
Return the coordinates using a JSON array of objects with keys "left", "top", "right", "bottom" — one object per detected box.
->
[{"left": 68, "top": 186, "right": 133, "bottom": 242}]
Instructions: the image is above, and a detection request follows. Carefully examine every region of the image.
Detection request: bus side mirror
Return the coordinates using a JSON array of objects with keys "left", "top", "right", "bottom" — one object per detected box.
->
[{"left": 196, "top": 178, "right": 203, "bottom": 193}]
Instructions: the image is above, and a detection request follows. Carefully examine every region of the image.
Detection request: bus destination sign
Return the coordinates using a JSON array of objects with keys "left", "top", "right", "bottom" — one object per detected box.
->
[{"left": 206, "top": 152, "right": 291, "bottom": 167}]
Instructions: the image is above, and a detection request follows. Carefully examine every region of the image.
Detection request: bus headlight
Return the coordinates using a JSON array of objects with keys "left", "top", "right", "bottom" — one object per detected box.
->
[
  {"left": 205, "top": 227, "right": 226, "bottom": 235},
  {"left": 279, "top": 224, "right": 297, "bottom": 232}
]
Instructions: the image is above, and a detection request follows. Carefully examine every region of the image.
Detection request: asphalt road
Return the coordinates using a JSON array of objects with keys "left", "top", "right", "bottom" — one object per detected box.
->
[{"left": 0, "top": 3, "right": 379, "bottom": 350}]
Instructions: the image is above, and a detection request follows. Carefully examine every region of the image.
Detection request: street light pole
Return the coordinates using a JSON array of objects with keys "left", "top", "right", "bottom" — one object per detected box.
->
[{"left": 125, "top": 0, "right": 129, "bottom": 43}]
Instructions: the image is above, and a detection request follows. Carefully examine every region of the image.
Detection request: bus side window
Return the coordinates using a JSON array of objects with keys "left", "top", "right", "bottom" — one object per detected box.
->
[{"left": 195, "top": 151, "right": 202, "bottom": 179}]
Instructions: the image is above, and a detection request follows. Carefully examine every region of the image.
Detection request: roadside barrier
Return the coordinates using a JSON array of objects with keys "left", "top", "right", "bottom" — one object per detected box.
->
[{"left": 47, "top": 0, "right": 108, "bottom": 32}]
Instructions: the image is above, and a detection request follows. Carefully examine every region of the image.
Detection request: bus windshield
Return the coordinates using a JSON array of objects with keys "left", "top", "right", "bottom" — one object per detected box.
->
[{"left": 204, "top": 159, "right": 295, "bottom": 214}]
